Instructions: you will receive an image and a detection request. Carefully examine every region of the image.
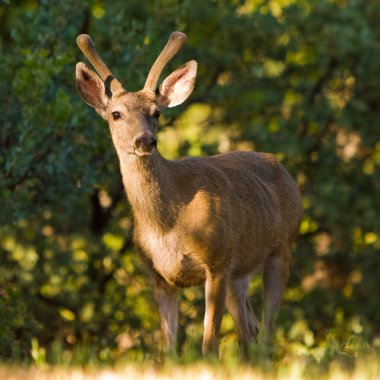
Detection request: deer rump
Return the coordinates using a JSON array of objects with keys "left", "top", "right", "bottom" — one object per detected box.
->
[{"left": 133, "top": 150, "right": 301, "bottom": 289}]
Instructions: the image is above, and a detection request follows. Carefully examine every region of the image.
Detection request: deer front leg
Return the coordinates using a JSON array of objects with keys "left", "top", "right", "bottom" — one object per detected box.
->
[
  {"left": 153, "top": 273, "right": 178, "bottom": 356},
  {"left": 202, "top": 271, "right": 227, "bottom": 357}
]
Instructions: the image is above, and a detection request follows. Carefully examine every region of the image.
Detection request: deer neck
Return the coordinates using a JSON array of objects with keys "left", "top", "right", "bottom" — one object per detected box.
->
[{"left": 118, "top": 150, "right": 178, "bottom": 230}]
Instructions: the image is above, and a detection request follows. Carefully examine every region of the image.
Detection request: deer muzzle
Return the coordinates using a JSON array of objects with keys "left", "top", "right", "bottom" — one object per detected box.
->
[{"left": 134, "top": 133, "right": 157, "bottom": 156}]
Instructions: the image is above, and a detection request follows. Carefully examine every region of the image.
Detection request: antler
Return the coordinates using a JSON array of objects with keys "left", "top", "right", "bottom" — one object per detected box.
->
[
  {"left": 76, "top": 34, "right": 124, "bottom": 94},
  {"left": 144, "top": 31, "right": 187, "bottom": 92}
]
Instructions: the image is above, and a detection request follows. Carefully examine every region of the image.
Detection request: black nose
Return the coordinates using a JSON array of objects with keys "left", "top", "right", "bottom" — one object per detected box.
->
[{"left": 134, "top": 133, "right": 157, "bottom": 153}]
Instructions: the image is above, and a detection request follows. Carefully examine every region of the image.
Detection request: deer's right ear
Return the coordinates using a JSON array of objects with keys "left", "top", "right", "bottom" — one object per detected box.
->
[
  {"left": 76, "top": 62, "right": 109, "bottom": 119},
  {"left": 156, "top": 60, "right": 197, "bottom": 109}
]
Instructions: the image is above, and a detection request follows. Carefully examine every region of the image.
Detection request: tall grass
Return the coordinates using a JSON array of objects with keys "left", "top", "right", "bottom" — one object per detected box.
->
[
  {"left": 1, "top": 344, "right": 379, "bottom": 380},
  {"left": 1, "top": 354, "right": 380, "bottom": 380}
]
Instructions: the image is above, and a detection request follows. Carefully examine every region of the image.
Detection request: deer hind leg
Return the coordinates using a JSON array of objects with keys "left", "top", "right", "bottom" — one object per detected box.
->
[
  {"left": 260, "top": 245, "right": 291, "bottom": 346},
  {"left": 153, "top": 273, "right": 178, "bottom": 357},
  {"left": 226, "top": 275, "right": 259, "bottom": 360},
  {"left": 245, "top": 292, "right": 260, "bottom": 340}
]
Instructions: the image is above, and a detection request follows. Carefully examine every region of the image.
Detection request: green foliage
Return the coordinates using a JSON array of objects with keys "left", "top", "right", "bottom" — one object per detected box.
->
[
  {"left": 0, "top": 287, "right": 41, "bottom": 360},
  {"left": 0, "top": 0, "right": 379, "bottom": 365}
]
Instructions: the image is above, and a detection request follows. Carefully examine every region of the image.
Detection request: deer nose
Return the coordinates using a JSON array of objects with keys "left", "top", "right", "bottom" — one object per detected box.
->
[{"left": 134, "top": 133, "right": 157, "bottom": 153}]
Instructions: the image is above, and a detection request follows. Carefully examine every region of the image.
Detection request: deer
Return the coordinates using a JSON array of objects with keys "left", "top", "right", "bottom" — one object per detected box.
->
[{"left": 75, "top": 31, "right": 303, "bottom": 359}]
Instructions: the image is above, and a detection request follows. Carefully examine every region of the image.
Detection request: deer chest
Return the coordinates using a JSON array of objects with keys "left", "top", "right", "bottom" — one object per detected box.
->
[{"left": 136, "top": 229, "right": 205, "bottom": 287}]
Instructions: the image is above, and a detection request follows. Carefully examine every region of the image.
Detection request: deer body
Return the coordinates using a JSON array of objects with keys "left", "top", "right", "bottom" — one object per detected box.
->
[
  {"left": 120, "top": 149, "right": 298, "bottom": 287},
  {"left": 76, "top": 32, "right": 303, "bottom": 359}
]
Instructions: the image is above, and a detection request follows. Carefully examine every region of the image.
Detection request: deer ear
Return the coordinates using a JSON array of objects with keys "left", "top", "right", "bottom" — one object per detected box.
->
[
  {"left": 157, "top": 60, "right": 197, "bottom": 109},
  {"left": 76, "top": 62, "right": 109, "bottom": 119}
]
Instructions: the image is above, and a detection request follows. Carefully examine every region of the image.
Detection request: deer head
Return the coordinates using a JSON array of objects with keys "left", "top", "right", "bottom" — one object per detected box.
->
[{"left": 75, "top": 32, "right": 197, "bottom": 156}]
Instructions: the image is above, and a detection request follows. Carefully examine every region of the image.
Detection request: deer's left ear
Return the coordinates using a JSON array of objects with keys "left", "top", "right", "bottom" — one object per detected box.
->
[{"left": 157, "top": 60, "right": 197, "bottom": 109}]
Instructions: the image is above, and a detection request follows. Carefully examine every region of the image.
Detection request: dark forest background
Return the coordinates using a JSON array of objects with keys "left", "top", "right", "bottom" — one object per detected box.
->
[{"left": 0, "top": 0, "right": 379, "bottom": 364}]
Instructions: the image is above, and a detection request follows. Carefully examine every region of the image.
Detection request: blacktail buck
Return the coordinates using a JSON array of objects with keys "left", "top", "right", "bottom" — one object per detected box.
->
[{"left": 75, "top": 31, "right": 303, "bottom": 359}]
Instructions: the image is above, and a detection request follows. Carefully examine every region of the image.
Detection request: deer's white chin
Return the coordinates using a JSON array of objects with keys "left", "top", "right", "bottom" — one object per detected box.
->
[{"left": 134, "top": 148, "right": 155, "bottom": 157}]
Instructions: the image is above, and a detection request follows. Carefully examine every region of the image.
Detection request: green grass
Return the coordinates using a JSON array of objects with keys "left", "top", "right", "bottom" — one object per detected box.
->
[
  {"left": 1, "top": 354, "right": 380, "bottom": 380},
  {"left": 2, "top": 330, "right": 380, "bottom": 379},
  {"left": 2, "top": 343, "right": 380, "bottom": 380}
]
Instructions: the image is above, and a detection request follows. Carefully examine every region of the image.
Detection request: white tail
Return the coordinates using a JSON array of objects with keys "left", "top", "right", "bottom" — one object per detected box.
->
[{"left": 76, "top": 31, "right": 303, "bottom": 359}]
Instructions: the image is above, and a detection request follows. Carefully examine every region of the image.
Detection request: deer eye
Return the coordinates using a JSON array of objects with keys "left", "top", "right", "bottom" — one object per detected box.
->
[{"left": 111, "top": 111, "right": 121, "bottom": 120}]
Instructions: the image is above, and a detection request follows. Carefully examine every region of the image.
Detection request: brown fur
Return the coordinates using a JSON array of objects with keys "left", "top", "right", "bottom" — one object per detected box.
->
[{"left": 76, "top": 33, "right": 303, "bottom": 359}]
